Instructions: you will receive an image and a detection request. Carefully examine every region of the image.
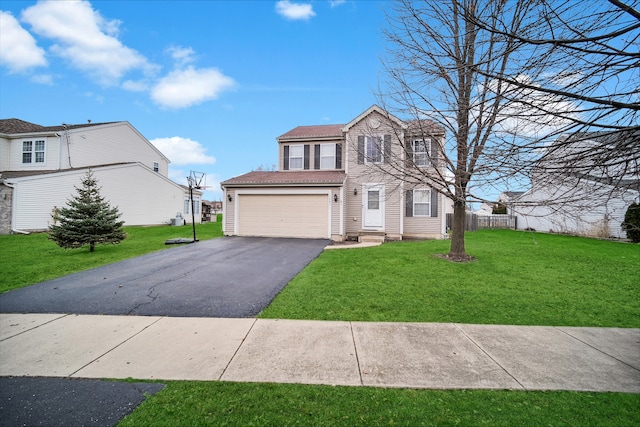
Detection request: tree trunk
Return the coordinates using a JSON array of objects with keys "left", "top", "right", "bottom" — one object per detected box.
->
[
  {"left": 89, "top": 242, "right": 95, "bottom": 252},
  {"left": 448, "top": 199, "right": 473, "bottom": 261}
]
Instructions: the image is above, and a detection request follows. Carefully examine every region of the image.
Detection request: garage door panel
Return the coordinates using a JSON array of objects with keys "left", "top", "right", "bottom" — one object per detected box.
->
[{"left": 238, "top": 194, "right": 329, "bottom": 238}]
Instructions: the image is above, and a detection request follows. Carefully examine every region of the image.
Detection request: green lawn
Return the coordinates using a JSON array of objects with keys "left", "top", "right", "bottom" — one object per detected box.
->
[
  {"left": 2, "top": 226, "right": 638, "bottom": 425},
  {"left": 261, "top": 230, "right": 640, "bottom": 327},
  {"left": 119, "top": 382, "right": 640, "bottom": 427},
  {"left": 0, "top": 219, "right": 222, "bottom": 294}
]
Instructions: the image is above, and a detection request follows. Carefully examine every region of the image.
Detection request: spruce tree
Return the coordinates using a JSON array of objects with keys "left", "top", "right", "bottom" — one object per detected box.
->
[
  {"left": 622, "top": 202, "right": 640, "bottom": 243},
  {"left": 49, "top": 171, "right": 126, "bottom": 252}
]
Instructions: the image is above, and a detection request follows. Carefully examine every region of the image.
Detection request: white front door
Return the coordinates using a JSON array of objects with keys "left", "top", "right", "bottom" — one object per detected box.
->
[{"left": 363, "top": 184, "right": 384, "bottom": 229}]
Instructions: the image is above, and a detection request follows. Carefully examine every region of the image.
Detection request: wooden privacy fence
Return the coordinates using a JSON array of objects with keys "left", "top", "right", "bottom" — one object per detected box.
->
[{"left": 446, "top": 213, "right": 517, "bottom": 232}]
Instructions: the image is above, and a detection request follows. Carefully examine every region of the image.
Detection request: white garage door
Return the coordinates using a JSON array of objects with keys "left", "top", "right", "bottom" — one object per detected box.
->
[{"left": 238, "top": 193, "right": 329, "bottom": 238}]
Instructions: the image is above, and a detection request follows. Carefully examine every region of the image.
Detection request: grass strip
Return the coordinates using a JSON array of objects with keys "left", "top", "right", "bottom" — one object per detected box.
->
[{"left": 119, "top": 381, "right": 640, "bottom": 427}]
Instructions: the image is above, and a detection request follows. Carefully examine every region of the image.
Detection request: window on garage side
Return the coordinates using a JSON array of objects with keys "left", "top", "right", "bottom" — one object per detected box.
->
[
  {"left": 320, "top": 144, "right": 335, "bottom": 169},
  {"left": 289, "top": 144, "right": 304, "bottom": 170}
]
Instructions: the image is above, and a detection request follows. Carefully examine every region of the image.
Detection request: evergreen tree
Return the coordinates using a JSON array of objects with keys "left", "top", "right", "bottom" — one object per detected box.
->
[
  {"left": 622, "top": 202, "right": 640, "bottom": 243},
  {"left": 49, "top": 171, "right": 126, "bottom": 252}
]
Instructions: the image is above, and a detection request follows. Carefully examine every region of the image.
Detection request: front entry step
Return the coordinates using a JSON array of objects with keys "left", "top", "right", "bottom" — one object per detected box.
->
[{"left": 358, "top": 230, "right": 385, "bottom": 243}]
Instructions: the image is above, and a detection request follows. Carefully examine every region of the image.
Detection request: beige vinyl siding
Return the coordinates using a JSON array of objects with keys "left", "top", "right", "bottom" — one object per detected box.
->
[
  {"left": 403, "top": 193, "right": 445, "bottom": 236},
  {"left": 237, "top": 193, "right": 330, "bottom": 238},
  {"left": 223, "top": 190, "right": 235, "bottom": 235},
  {"left": 10, "top": 163, "right": 184, "bottom": 231},
  {"left": 279, "top": 139, "right": 344, "bottom": 171},
  {"left": 6, "top": 134, "right": 60, "bottom": 171},
  {"left": 58, "top": 123, "right": 169, "bottom": 174},
  {"left": 4, "top": 123, "right": 169, "bottom": 176},
  {"left": 344, "top": 110, "right": 406, "bottom": 235},
  {"left": 0, "top": 137, "right": 10, "bottom": 170}
]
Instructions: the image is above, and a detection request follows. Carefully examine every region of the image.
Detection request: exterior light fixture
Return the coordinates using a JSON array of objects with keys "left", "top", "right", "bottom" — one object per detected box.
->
[
  {"left": 354, "top": 188, "right": 358, "bottom": 196},
  {"left": 333, "top": 194, "right": 338, "bottom": 202},
  {"left": 227, "top": 194, "right": 232, "bottom": 202}
]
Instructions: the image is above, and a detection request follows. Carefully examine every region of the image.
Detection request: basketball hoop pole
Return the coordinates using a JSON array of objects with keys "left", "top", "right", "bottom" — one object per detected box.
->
[
  {"left": 187, "top": 171, "right": 206, "bottom": 242},
  {"left": 190, "top": 184, "right": 198, "bottom": 242}
]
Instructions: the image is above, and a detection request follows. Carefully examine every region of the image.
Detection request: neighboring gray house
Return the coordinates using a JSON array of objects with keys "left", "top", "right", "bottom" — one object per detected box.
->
[
  {"left": 514, "top": 132, "right": 639, "bottom": 238},
  {"left": 0, "top": 119, "right": 199, "bottom": 234},
  {"left": 221, "top": 105, "right": 448, "bottom": 242}
]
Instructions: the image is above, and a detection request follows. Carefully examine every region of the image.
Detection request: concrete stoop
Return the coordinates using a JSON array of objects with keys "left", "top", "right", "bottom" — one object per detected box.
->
[{"left": 358, "top": 231, "right": 385, "bottom": 243}]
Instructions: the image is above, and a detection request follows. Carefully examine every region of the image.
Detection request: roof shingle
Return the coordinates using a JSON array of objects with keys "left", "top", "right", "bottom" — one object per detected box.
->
[
  {"left": 221, "top": 170, "right": 346, "bottom": 186},
  {"left": 0, "top": 118, "right": 118, "bottom": 135},
  {"left": 277, "top": 124, "right": 344, "bottom": 140}
]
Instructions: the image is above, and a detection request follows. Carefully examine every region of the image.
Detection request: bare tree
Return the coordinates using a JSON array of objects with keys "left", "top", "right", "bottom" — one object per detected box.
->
[
  {"left": 467, "top": 0, "right": 640, "bottom": 236},
  {"left": 372, "top": 0, "right": 638, "bottom": 258},
  {"left": 374, "top": 0, "right": 538, "bottom": 260}
]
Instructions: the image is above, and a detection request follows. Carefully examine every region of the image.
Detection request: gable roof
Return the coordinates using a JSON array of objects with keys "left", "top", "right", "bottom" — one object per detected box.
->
[
  {"left": 277, "top": 124, "right": 344, "bottom": 141},
  {"left": 221, "top": 171, "right": 346, "bottom": 187},
  {"left": 0, "top": 118, "right": 119, "bottom": 135},
  {"left": 342, "top": 105, "right": 406, "bottom": 132}
]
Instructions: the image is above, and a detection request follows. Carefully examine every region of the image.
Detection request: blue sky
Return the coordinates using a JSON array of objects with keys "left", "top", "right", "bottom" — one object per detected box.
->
[{"left": 1, "top": 0, "right": 389, "bottom": 200}]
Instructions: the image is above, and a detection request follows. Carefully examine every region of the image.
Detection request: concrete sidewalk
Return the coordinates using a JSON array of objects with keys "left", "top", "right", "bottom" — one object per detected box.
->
[{"left": 1, "top": 313, "right": 638, "bottom": 393}]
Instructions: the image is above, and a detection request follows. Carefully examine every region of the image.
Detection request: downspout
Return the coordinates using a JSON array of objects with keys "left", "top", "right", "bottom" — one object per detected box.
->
[{"left": 4, "top": 181, "right": 30, "bottom": 235}]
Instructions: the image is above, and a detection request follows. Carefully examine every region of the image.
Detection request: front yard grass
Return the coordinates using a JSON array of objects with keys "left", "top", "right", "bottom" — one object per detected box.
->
[
  {"left": 119, "top": 381, "right": 640, "bottom": 427},
  {"left": 261, "top": 229, "right": 640, "bottom": 327},
  {"left": 2, "top": 226, "right": 638, "bottom": 425},
  {"left": 0, "top": 220, "right": 222, "bottom": 294}
]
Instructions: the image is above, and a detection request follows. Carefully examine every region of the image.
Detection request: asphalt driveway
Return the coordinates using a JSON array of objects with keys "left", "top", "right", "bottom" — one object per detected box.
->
[{"left": 0, "top": 237, "right": 329, "bottom": 317}]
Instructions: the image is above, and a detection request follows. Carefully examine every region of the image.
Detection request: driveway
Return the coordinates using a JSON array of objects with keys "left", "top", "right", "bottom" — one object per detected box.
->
[{"left": 0, "top": 237, "right": 329, "bottom": 317}]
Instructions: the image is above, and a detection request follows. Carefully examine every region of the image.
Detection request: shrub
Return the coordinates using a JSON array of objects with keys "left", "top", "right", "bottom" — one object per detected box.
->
[{"left": 621, "top": 202, "right": 640, "bottom": 243}]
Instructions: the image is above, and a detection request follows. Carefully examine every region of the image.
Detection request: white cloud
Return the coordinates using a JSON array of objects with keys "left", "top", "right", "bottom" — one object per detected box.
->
[
  {"left": 151, "top": 66, "right": 236, "bottom": 109},
  {"left": 276, "top": 1, "right": 315, "bottom": 20},
  {"left": 122, "top": 79, "right": 149, "bottom": 92},
  {"left": 21, "top": 0, "right": 152, "bottom": 85},
  {"left": 150, "top": 136, "right": 216, "bottom": 165},
  {"left": 329, "top": 0, "right": 346, "bottom": 7},
  {"left": 31, "top": 74, "right": 53, "bottom": 85},
  {"left": 167, "top": 45, "right": 196, "bottom": 66},
  {"left": 490, "top": 75, "right": 581, "bottom": 138},
  {"left": 0, "top": 11, "right": 47, "bottom": 72}
]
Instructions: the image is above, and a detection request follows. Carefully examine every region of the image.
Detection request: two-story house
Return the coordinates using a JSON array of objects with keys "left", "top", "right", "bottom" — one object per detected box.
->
[
  {"left": 221, "top": 105, "right": 447, "bottom": 242},
  {"left": 0, "top": 119, "right": 199, "bottom": 234},
  {"left": 514, "top": 131, "right": 639, "bottom": 238}
]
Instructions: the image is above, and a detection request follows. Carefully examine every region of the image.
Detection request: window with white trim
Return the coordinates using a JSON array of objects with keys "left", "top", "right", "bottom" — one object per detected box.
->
[
  {"left": 289, "top": 144, "right": 304, "bottom": 170},
  {"left": 413, "top": 139, "right": 430, "bottom": 167},
  {"left": 320, "top": 143, "right": 335, "bottom": 169},
  {"left": 365, "top": 135, "right": 382, "bottom": 163},
  {"left": 413, "top": 189, "right": 431, "bottom": 216},
  {"left": 22, "top": 139, "right": 45, "bottom": 164},
  {"left": 185, "top": 196, "right": 200, "bottom": 215},
  {"left": 194, "top": 197, "right": 200, "bottom": 215}
]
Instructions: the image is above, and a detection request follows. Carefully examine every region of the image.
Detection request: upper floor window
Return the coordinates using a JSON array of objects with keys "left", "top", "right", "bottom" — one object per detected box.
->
[
  {"left": 365, "top": 135, "right": 383, "bottom": 164},
  {"left": 289, "top": 144, "right": 304, "bottom": 170},
  {"left": 153, "top": 162, "right": 159, "bottom": 172},
  {"left": 413, "top": 139, "right": 431, "bottom": 167},
  {"left": 358, "top": 135, "right": 390, "bottom": 165},
  {"left": 320, "top": 144, "right": 335, "bottom": 169},
  {"left": 22, "top": 140, "right": 45, "bottom": 164}
]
